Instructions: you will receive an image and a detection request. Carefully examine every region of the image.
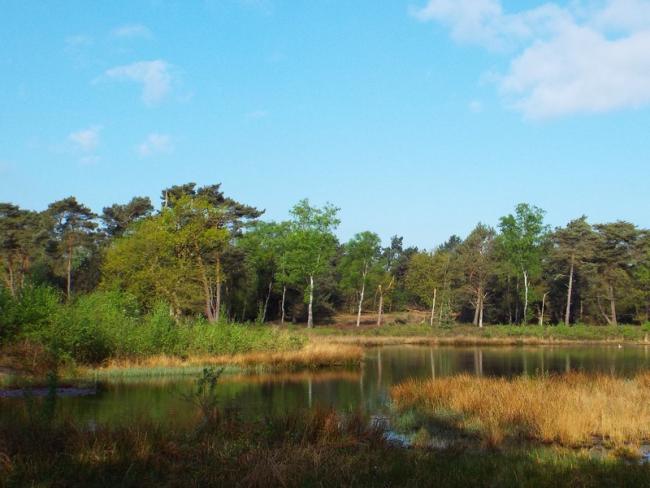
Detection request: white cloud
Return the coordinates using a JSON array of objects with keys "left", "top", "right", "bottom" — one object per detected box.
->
[
  {"left": 593, "top": 0, "right": 650, "bottom": 31},
  {"left": 104, "top": 60, "right": 172, "bottom": 105},
  {"left": 111, "top": 24, "right": 153, "bottom": 39},
  {"left": 69, "top": 126, "right": 101, "bottom": 152},
  {"left": 137, "top": 133, "right": 173, "bottom": 157},
  {"left": 414, "top": 0, "right": 650, "bottom": 118}
]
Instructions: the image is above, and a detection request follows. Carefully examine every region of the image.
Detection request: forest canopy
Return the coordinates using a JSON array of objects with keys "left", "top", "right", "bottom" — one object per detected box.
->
[{"left": 1, "top": 184, "right": 649, "bottom": 331}]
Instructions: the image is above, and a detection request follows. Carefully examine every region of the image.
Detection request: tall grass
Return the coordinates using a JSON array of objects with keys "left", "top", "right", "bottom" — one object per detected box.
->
[
  {"left": 392, "top": 373, "right": 650, "bottom": 448},
  {"left": 90, "top": 343, "right": 363, "bottom": 376},
  {"left": 2, "top": 403, "right": 650, "bottom": 486}
]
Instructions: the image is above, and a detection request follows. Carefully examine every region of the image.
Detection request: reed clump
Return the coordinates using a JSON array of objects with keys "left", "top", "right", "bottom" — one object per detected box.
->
[
  {"left": 92, "top": 343, "right": 363, "bottom": 375},
  {"left": 3, "top": 405, "right": 650, "bottom": 487},
  {"left": 391, "top": 373, "right": 650, "bottom": 448}
]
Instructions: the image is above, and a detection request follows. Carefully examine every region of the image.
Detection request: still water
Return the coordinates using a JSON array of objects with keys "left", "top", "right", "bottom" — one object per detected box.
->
[{"left": 7, "top": 345, "right": 650, "bottom": 426}]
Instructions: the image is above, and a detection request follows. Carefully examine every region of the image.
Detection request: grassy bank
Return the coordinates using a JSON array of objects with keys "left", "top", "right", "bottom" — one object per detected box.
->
[
  {"left": 391, "top": 372, "right": 650, "bottom": 449},
  {"left": 304, "top": 323, "right": 650, "bottom": 346},
  {"left": 2, "top": 405, "right": 650, "bottom": 487},
  {"left": 85, "top": 343, "right": 363, "bottom": 378}
]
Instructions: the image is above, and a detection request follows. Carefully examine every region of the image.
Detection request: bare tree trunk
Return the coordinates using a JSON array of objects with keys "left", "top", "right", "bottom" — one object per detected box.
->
[
  {"left": 608, "top": 283, "right": 617, "bottom": 326},
  {"left": 262, "top": 280, "right": 273, "bottom": 323},
  {"left": 565, "top": 257, "right": 574, "bottom": 325},
  {"left": 522, "top": 270, "right": 529, "bottom": 324},
  {"left": 430, "top": 288, "right": 437, "bottom": 327},
  {"left": 215, "top": 256, "right": 222, "bottom": 322},
  {"left": 376, "top": 285, "right": 383, "bottom": 326},
  {"left": 478, "top": 293, "right": 484, "bottom": 328},
  {"left": 307, "top": 274, "right": 314, "bottom": 328},
  {"left": 280, "top": 285, "right": 286, "bottom": 325},
  {"left": 472, "top": 289, "right": 480, "bottom": 326},
  {"left": 356, "top": 270, "right": 367, "bottom": 328},
  {"left": 539, "top": 292, "right": 548, "bottom": 326},
  {"left": 597, "top": 296, "right": 613, "bottom": 325}
]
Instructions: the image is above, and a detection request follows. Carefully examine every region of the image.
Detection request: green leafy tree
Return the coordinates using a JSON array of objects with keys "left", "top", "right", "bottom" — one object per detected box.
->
[
  {"left": 551, "top": 216, "right": 596, "bottom": 324},
  {"left": 592, "top": 221, "right": 642, "bottom": 325},
  {"left": 455, "top": 223, "right": 496, "bottom": 327},
  {"left": 0, "top": 203, "right": 44, "bottom": 297},
  {"left": 240, "top": 221, "right": 291, "bottom": 323},
  {"left": 405, "top": 249, "right": 453, "bottom": 326},
  {"left": 498, "top": 204, "right": 548, "bottom": 324},
  {"left": 161, "top": 183, "right": 262, "bottom": 319},
  {"left": 46, "top": 197, "right": 97, "bottom": 300},
  {"left": 339, "top": 231, "right": 382, "bottom": 327},
  {"left": 285, "top": 199, "right": 340, "bottom": 328},
  {"left": 102, "top": 213, "right": 186, "bottom": 314},
  {"left": 101, "top": 196, "right": 153, "bottom": 237},
  {"left": 635, "top": 233, "right": 650, "bottom": 323}
]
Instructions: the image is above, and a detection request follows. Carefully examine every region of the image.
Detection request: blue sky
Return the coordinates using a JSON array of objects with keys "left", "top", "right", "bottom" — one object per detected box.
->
[{"left": 1, "top": 0, "right": 649, "bottom": 249}]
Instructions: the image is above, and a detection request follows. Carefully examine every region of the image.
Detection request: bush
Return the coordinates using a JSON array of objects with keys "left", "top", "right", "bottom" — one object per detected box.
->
[{"left": 2, "top": 287, "right": 306, "bottom": 364}]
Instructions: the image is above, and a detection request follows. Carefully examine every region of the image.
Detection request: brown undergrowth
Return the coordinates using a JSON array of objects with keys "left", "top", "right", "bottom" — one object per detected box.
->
[
  {"left": 392, "top": 372, "right": 650, "bottom": 448},
  {"left": 93, "top": 343, "right": 363, "bottom": 373}
]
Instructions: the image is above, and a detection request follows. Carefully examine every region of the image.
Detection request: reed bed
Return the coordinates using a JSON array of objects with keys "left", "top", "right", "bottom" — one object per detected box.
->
[
  {"left": 90, "top": 343, "right": 363, "bottom": 376},
  {"left": 391, "top": 373, "right": 650, "bottom": 448},
  {"left": 3, "top": 406, "right": 650, "bottom": 487}
]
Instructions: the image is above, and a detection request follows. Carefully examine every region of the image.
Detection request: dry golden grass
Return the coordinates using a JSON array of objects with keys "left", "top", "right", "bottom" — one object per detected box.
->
[
  {"left": 391, "top": 373, "right": 650, "bottom": 448},
  {"left": 95, "top": 343, "right": 363, "bottom": 373}
]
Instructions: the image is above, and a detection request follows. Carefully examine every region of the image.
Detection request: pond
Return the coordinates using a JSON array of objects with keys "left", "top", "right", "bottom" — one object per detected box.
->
[{"left": 5, "top": 345, "right": 650, "bottom": 427}]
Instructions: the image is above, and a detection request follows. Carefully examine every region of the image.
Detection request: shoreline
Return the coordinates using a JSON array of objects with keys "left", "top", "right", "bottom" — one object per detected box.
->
[{"left": 311, "top": 335, "right": 650, "bottom": 347}]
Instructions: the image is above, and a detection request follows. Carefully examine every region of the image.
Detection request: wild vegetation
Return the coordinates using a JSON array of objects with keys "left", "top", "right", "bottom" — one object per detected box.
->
[
  {"left": 1, "top": 183, "right": 650, "bottom": 368},
  {"left": 392, "top": 373, "right": 650, "bottom": 449},
  {"left": 2, "top": 371, "right": 650, "bottom": 487}
]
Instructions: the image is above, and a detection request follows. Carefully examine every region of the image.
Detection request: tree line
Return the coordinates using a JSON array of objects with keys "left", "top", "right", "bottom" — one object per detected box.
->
[{"left": 1, "top": 183, "right": 649, "bottom": 327}]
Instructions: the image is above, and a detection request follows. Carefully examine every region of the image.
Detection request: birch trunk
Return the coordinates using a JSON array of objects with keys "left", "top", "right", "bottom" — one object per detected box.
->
[
  {"left": 478, "top": 293, "right": 484, "bottom": 328},
  {"left": 356, "top": 269, "right": 367, "bottom": 328},
  {"left": 307, "top": 274, "right": 314, "bottom": 328},
  {"left": 608, "top": 283, "right": 617, "bottom": 326},
  {"left": 429, "top": 288, "right": 437, "bottom": 327},
  {"left": 539, "top": 292, "right": 548, "bottom": 326},
  {"left": 215, "top": 255, "right": 222, "bottom": 322},
  {"left": 523, "top": 270, "right": 529, "bottom": 324},
  {"left": 564, "top": 257, "right": 574, "bottom": 325},
  {"left": 262, "top": 280, "right": 273, "bottom": 323}
]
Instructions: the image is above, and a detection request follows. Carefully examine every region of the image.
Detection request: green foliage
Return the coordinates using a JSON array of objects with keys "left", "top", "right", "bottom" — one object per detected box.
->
[{"left": 1, "top": 286, "right": 305, "bottom": 364}]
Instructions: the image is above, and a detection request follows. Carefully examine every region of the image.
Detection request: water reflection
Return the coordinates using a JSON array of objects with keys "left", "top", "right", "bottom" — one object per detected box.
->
[{"left": 5, "top": 345, "right": 650, "bottom": 427}]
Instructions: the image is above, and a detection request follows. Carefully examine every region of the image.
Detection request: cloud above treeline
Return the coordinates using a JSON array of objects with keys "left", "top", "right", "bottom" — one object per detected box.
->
[
  {"left": 104, "top": 60, "right": 172, "bottom": 106},
  {"left": 69, "top": 126, "right": 101, "bottom": 152},
  {"left": 413, "top": 0, "right": 650, "bottom": 118},
  {"left": 137, "top": 133, "right": 173, "bottom": 157}
]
